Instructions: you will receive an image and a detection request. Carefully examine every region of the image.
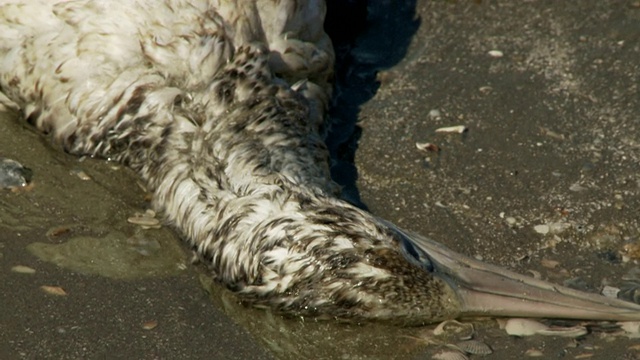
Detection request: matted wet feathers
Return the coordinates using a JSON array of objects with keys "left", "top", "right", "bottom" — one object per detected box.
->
[{"left": 4, "top": 0, "right": 640, "bottom": 326}]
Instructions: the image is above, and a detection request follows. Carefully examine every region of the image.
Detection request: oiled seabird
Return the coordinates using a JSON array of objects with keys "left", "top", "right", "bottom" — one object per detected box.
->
[{"left": 1, "top": 0, "right": 640, "bottom": 325}]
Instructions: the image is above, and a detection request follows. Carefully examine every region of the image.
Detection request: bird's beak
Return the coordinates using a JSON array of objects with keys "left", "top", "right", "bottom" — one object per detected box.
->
[{"left": 390, "top": 224, "right": 640, "bottom": 321}]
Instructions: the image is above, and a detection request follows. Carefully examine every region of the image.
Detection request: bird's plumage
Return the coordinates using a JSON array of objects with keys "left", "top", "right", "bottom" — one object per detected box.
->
[{"left": 2, "top": 0, "right": 640, "bottom": 325}]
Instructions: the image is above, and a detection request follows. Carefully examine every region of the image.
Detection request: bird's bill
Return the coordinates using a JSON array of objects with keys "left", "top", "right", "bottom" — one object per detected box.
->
[{"left": 393, "top": 225, "right": 640, "bottom": 321}]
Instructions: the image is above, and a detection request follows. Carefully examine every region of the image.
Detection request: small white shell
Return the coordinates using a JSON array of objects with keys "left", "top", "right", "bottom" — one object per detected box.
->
[
  {"left": 127, "top": 216, "right": 160, "bottom": 227},
  {"left": 41, "top": 285, "right": 67, "bottom": 296},
  {"left": 435, "top": 125, "right": 468, "bottom": 134},
  {"left": 11, "top": 265, "right": 36, "bottom": 274},
  {"left": 601, "top": 285, "right": 620, "bottom": 299},
  {"left": 415, "top": 142, "right": 440, "bottom": 152},
  {"left": 433, "top": 320, "right": 474, "bottom": 339},
  {"left": 428, "top": 109, "right": 441, "bottom": 118},
  {"left": 533, "top": 224, "right": 550, "bottom": 235},
  {"left": 525, "top": 349, "right": 545, "bottom": 357},
  {"left": 142, "top": 320, "right": 158, "bottom": 330},
  {"left": 618, "top": 321, "right": 640, "bottom": 337},
  {"left": 71, "top": 169, "right": 91, "bottom": 181},
  {"left": 535, "top": 325, "right": 587, "bottom": 338},
  {"left": 433, "top": 350, "right": 469, "bottom": 360},
  {"left": 504, "top": 318, "right": 549, "bottom": 336},
  {"left": 504, "top": 318, "right": 587, "bottom": 338},
  {"left": 452, "top": 340, "right": 493, "bottom": 355}
]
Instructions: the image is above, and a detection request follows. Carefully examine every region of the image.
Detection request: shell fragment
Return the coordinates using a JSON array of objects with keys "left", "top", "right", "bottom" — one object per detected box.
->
[{"left": 435, "top": 125, "right": 468, "bottom": 134}]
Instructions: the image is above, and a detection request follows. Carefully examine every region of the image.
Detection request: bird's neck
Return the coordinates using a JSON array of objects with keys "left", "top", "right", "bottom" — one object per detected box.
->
[{"left": 124, "top": 84, "right": 335, "bottom": 278}]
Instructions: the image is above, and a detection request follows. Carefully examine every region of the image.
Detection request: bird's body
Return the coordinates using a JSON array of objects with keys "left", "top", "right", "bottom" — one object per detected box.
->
[{"left": 2, "top": 0, "right": 640, "bottom": 325}]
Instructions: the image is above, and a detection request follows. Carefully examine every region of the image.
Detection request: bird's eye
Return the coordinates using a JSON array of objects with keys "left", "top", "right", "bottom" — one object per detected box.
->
[{"left": 399, "top": 234, "right": 434, "bottom": 273}]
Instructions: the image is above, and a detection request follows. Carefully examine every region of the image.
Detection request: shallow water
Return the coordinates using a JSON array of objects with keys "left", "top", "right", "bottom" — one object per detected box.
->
[
  {"left": 27, "top": 231, "right": 186, "bottom": 280},
  {"left": 0, "top": 108, "right": 272, "bottom": 359}
]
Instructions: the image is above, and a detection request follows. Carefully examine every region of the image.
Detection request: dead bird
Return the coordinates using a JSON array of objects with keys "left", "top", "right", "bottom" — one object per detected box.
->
[{"left": 1, "top": 0, "right": 639, "bottom": 325}]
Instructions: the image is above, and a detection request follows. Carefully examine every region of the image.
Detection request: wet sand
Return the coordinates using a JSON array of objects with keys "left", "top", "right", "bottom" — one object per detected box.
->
[
  {"left": 354, "top": 0, "right": 640, "bottom": 359},
  {"left": 1, "top": 1, "right": 640, "bottom": 359}
]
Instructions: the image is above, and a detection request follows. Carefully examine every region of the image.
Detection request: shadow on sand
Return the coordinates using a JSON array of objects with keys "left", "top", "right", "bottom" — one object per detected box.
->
[{"left": 325, "top": 0, "right": 420, "bottom": 209}]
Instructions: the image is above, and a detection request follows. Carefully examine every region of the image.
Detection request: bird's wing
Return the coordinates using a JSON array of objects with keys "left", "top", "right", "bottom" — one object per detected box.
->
[
  {"left": 0, "top": 0, "right": 333, "bottom": 151},
  {"left": 0, "top": 1, "right": 227, "bottom": 148}
]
